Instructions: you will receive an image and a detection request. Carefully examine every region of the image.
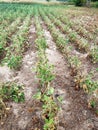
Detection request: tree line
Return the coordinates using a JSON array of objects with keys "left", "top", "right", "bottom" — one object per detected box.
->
[{"left": 46, "top": 0, "right": 98, "bottom": 7}]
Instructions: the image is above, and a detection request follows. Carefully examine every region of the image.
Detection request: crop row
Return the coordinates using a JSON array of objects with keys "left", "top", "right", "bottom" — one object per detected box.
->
[
  {"left": 2, "top": 15, "right": 31, "bottom": 70},
  {"left": 43, "top": 8, "right": 98, "bottom": 63},
  {"left": 39, "top": 8, "right": 82, "bottom": 74},
  {"left": 0, "top": 17, "right": 25, "bottom": 61},
  {"left": 39, "top": 8, "right": 98, "bottom": 110},
  {"left": 0, "top": 5, "right": 35, "bottom": 69},
  {"left": 33, "top": 8, "right": 59, "bottom": 130},
  {"left": 46, "top": 7, "right": 98, "bottom": 37},
  {"left": 0, "top": 4, "right": 34, "bottom": 31},
  {"left": 52, "top": 9, "right": 97, "bottom": 43}
]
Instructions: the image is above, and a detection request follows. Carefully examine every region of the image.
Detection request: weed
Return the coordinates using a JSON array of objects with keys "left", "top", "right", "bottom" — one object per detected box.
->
[
  {"left": 90, "top": 99, "right": 96, "bottom": 108},
  {"left": 96, "top": 110, "right": 98, "bottom": 115},
  {"left": 69, "top": 55, "right": 81, "bottom": 69},
  {"left": 0, "top": 82, "right": 25, "bottom": 120},
  {"left": 90, "top": 46, "right": 98, "bottom": 63},
  {"left": 81, "top": 75, "right": 98, "bottom": 94},
  {"left": 7, "top": 55, "right": 22, "bottom": 70}
]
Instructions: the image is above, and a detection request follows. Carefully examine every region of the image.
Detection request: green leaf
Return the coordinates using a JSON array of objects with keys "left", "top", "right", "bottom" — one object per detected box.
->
[
  {"left": 57, "top": 96, "right": 63, "bottom": 103},
  {"left": 96, "top": 68, "right": 98, "bottom": 71},
  {"left": 47, "top": 87, "right": 54, "bottom": 95},
  {"left": 33, "top": 92, "right": 41, "bottom": 100}
]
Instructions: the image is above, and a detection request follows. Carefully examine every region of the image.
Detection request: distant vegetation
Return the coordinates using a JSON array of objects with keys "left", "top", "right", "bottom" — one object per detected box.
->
[{"left": 0, "top": 0, "right": 98, "bottom": 7}]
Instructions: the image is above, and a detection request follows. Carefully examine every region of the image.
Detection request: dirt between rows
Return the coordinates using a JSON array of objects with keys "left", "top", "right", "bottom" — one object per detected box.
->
[{"left": 0, "top": 18, "right": 98, "bottom": 130}]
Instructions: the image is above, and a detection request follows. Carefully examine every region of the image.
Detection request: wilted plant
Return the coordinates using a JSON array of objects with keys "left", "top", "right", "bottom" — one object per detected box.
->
[{"left": 0, "top": 82, "right": 25, "bottom": 120}]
